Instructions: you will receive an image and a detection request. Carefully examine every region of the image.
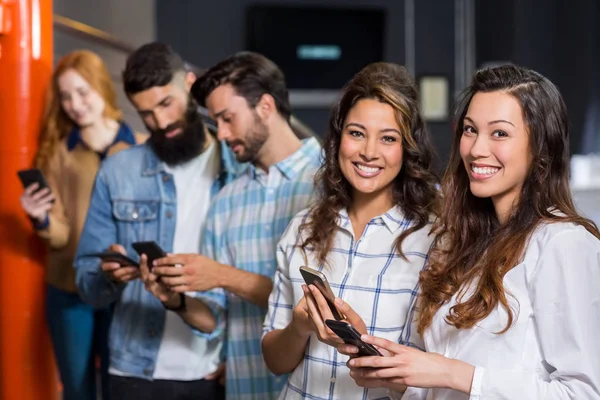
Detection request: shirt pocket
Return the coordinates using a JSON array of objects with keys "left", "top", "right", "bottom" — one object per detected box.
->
[{"left": 112, "top": 200, "right": 159, "bottom": 243}]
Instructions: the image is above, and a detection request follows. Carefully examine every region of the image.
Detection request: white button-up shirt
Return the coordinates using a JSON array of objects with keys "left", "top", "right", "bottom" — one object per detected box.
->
[
  {"left": 403, "top": 222, "right": 600, "bottom": 400},
  {"left": 264, "top": 206, "right": 434, "bottom": 400}
]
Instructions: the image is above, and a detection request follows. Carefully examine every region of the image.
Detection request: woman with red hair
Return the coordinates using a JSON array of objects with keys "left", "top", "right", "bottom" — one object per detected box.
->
[{"left": 19, "top": 50, "right": 146, "bottom": 400}]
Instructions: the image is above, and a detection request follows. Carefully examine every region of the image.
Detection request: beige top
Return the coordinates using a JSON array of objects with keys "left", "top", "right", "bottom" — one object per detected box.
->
[{"left": 36, "top": 131, "right": 148, "bottom": 292}]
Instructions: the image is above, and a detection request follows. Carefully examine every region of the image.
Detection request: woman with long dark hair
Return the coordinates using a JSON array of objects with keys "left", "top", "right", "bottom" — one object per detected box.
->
[
  {"left": 344, "top": 65, "right": 600, "bottom": 399},
  {"left": 262, "top": 62, "right": 439, "bottom": 399}
]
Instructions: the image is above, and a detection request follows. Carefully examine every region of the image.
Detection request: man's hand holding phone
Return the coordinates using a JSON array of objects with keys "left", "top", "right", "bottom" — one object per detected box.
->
[
  {"left": 151, "top": 253, "right": 224, "bottom": 293},
  {"left": 139, "top": 254, "right": 180, "bottom": 306},
  {"left": 101, "top": 244, "right": 140, "bottom": 283}
]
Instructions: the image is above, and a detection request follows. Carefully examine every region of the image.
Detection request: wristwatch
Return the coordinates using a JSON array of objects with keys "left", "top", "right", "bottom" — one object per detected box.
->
[{"left": 163, "top": 293, "right": 187, "bottom": 312}]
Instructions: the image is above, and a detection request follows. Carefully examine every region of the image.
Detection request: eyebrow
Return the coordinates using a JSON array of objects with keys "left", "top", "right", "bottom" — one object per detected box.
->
[
  {"left": 138, "top": 95, "right": 172, "bottom": 114},
  {"left": 464, "top": 116, "right": 515, "bottom": 127},
  {"left": 212, "top": 108, "right": 228, "bottom": 120},
  {"left": 345, "top": 122, "right": 401, "bottom": 135}
]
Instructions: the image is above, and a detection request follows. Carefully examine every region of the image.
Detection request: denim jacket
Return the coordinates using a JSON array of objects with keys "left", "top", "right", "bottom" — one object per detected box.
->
[{"left": 74, "top": 141, "right": 242, "bottom": 379}]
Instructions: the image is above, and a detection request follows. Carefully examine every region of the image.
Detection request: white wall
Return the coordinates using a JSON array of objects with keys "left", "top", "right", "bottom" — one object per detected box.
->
[{"left": 53, "top": 0, "right": 156, "bottom": 132}]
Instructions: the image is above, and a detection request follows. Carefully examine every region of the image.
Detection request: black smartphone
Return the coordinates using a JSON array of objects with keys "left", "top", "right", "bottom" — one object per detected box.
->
[
  {"left": 325, "top": 319, "right": 382, "bottom": 357},
  {"left": 17, "top": 168, "right": 54, "bottom": 202},
  {"left": 132, "top": 241, "right": 167, "bottom": 269},
  {"left": 299, "top": 266, "right": 346, "bottom": 320},
  {"left": 85, "top": 252, "right": 139, "bottom": 267}
]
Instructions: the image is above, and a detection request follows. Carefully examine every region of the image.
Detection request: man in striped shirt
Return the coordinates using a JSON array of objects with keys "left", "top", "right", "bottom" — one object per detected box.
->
[{"left": 151, "top": 52, "right": 322, "bottom": 400}]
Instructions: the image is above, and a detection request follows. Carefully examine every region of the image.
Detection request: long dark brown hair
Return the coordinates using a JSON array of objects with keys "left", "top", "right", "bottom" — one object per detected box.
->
[
  {"left": 418, "top": 65, "right": 600, "bottom": 335},
  {"left": 300, "top": 62, "right": 439, "bottom": 264}
]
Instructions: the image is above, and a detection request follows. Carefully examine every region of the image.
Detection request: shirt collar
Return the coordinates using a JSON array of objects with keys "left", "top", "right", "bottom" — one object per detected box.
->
[
  {"left": 247, "top": 137, "right": 321, "bottom": 181},
  {"left": 337, "top": 205, "right": 412, "bottom": 234},
  {"left": 67, "top": 122, "right": 136, "bottom": 152}
]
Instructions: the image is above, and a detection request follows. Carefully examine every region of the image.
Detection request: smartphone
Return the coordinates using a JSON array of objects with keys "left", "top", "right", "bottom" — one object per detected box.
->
[
  {"left": 132, "top": 241, "right": 167, "bottom": 269},
  {"left": 17, "top": 168, "right": 54, "bottom": 202},
  {"left": 85, "top": 252, "right": 139, "bottom": 267},
  {"left": 299, "top": 266, "right": 346, "bottom": 320},
  {"left": 325, "top": 319, "right": 382, "bottom": 357}
]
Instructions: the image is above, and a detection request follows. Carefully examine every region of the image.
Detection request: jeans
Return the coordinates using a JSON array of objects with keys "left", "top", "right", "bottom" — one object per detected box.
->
[
  {"left": 109, "top": 375, "right": 225, "bottom": 400},
  {"left": 45, "top": 284, "right": 111, "bottom": 400}
]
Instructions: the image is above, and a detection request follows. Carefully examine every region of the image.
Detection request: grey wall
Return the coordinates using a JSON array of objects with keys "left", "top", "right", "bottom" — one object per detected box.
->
[
  {"left": 157, "top": 0, "right": 457, "bottom": 169},
  {"left": 475, "top": 0, "right": 600, "bottom": 155},
  {"left": 53, "top": 0, "right": 157, "bottom": 132}
]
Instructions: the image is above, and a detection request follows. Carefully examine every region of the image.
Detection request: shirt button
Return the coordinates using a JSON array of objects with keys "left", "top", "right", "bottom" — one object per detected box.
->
[
  {"left": 330, "top": 377, "right": 336, "bottom": 383},
  {"left": 166, "top": 211, "right": 173, "bottom": 218},
  {"left": 162, "top": 175, "right": 169, "bottom": 182},
  {"left": 143, "top": 368, "right": 152, "bottom": 375},
  {"left": 265, "top": 225, "right": 270, "bottom": 231},
  {"left": 132, "top": 212, "right": 139, "bottom": 219}
]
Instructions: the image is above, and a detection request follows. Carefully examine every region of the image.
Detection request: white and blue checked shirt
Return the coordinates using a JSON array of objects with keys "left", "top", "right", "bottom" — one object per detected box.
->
[
  {"left": 201, "top": 138, "right": 322, "bottom": 400},
  {"left": 264, "top": 206, "right": 433, "bottom": 400}
]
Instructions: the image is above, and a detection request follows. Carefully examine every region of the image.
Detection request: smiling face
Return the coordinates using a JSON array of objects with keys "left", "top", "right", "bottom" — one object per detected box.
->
[
  {"left": 338, "top": 98, "right": 404, "bottom": 201},
  {"left": 459, "top": 90, "right": 532, "bottom": 219},
  {"left": 58, "top": 68, "right": 106, "bottom": 128}
]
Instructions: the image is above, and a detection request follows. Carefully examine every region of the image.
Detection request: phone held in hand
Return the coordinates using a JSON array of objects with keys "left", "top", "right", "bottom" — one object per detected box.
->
[
  {"left": 299, "top": 266, "right": 346, "bottom": 320},
  {"left": 17, "top": 168, "right": 54, "bottom": 203},
  {"left": 325, "top": 319, "right": 382, "bottom": 357},
  {"left": 85, "top": 252, "right": 139, "bottom": 267},
  {"left": 132, "top": 241, "right": 167, "bottom": 270}
]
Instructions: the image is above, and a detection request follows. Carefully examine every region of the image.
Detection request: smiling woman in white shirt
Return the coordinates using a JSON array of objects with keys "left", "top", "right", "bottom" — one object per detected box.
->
[
  {"left": 261, "top": 62, "right": 440, "bottom": 399},
  {"left": 343, "top": 65, "right": 600, "bottom": 400}
]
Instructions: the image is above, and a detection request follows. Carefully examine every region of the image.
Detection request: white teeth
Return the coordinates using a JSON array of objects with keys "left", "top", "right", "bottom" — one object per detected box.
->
[
  {"left": 472, "top": 166, "right": 499, "bottom": 175},
  {"left": 356, "top": 164, "right": 380, "bottom": 173}
]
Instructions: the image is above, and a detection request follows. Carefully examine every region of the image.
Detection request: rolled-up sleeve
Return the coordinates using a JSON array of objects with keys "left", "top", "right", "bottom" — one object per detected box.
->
[{"left": 192, "top": 201, "right": 229, "bottom": 340}]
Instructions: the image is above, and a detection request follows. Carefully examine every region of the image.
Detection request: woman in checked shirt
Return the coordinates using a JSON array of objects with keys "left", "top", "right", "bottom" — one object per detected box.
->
[
  {"left": 344, "top": 65, "right": 600, "bottom": 399},
  {"left": 262, "top": 62, "right": 439, "bottom": 399}
]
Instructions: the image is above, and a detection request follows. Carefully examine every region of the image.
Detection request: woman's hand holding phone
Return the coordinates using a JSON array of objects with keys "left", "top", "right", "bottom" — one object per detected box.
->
[
  {"left": 288, "top": 289, "right": 314, "bottom": 339},
  {"left": 304, "top": 284, "right": 368, "bottom": 347},
  {"left": 20, "top": 183, "right": 54, "bottom": 223}
]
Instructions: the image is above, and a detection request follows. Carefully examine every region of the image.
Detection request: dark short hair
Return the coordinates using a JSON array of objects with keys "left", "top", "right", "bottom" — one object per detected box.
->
[
  {"left": 123, "top": 42, "right": 186, "bottom": 95},
  {"left": 191, "top": 51, "right": 292, "bottom": 120}
]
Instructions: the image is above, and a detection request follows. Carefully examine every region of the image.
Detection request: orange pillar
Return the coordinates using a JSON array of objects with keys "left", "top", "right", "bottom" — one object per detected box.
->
[{"left": 0, "top": 0, "right": 58, "bottom": 399}]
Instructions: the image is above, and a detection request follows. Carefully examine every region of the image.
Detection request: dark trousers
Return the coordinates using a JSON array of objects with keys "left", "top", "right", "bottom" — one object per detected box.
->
[{"left": 109, "top": 375, "right": 225, "bottom": 400}]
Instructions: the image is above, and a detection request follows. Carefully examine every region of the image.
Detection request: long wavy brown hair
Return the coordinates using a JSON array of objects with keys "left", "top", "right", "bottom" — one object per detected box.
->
[
  {"left": 418, "top": 65, "right": 600, "bottom": 335},
  {"left": 35, "top": 50, "right": 122, "bottom": 170},
  {"left": 299, "top": 62, "right": 439, "bottom": 264}
]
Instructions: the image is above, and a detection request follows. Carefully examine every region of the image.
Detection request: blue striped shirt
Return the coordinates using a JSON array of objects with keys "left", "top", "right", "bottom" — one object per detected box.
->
[
  {"left": 201, "top": 138, "right": 322, "bottom": 400},
  {"left": 263, "top": 206, "right": 432, "bottom": 400}
]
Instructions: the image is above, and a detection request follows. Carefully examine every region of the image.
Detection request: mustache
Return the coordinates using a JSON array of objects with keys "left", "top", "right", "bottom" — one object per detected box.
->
[{"left": 155, "top": 121, "right": 185, "bottom": 136}]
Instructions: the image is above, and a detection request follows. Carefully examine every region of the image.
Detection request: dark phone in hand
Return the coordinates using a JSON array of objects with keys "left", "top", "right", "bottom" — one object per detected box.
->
[
  {"left": 132, "top": 241, "right": 167, "bottom": 269},
  {"left": 325, "top": 319, "right": 382, "bottom": 357},
  {"left": 17, "top": 168, "right": 54, "bottom": 203},
  {"left": 85, "top": 252, "right": 139, "bottom": 267}
]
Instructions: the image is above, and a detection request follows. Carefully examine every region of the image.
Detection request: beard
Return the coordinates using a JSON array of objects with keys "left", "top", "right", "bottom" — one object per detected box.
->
[
  {"left": 229, "top": 112, "right": 269, "bottom": 164},
  {"left": 147, "top": 98, "right": 208, "bottom": 166}
]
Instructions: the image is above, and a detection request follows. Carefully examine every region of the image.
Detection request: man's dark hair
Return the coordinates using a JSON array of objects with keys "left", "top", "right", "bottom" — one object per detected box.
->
[
  {"left": 192, "top": 51, "right": 292, "bottom": 120},
  {"left": 123, "top": 42, "right": 186, "bottom": 95}
]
